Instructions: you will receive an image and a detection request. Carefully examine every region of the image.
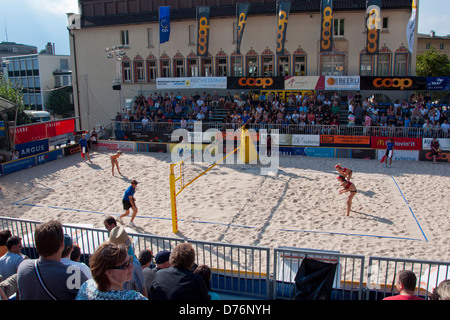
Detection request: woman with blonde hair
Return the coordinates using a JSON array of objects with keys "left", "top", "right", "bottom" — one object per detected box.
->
[
  {"left": 334, "top": 163, "right": 353, "bottom": 181},
  {"left": 110, "top": 150, "right": 122, "bottom": 176}
]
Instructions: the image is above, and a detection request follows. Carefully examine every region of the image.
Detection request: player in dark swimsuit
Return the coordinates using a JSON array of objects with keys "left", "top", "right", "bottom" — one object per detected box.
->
[{"left": 337, "top": 175, "right": 357, "bottom": 217}]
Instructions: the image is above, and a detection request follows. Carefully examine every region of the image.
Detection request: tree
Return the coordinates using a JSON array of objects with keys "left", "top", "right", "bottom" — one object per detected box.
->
[
  {"left": 46, "top": 86, "right": 75, "bottom": 116},
  {"left": 0, "top": 76, "right": 30, "bottom": 125},
  {"left": 416, "top": 47, "right": 450, "bottom": 77}
]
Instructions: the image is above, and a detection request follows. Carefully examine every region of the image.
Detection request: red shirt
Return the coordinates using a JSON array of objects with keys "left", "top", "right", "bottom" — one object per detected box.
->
[{"left": 383, "top": 294, "right": 424, "bottom": 300}]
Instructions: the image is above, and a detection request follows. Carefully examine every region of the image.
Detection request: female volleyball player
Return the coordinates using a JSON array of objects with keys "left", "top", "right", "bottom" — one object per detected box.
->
[
  {"left": 110, "top": 150, "right": 122, "bottom": 176},
  {"left": 334, "top": 163, "right": 353, "bottom": 181},
  {"left": 337, "top": 175, "right": 357, "bottom": 217}
]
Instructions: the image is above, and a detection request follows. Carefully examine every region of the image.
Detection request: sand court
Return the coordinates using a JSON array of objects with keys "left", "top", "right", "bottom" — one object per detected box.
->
[{"left": 0, "top": 150, "right": 449, "bottom": 262}]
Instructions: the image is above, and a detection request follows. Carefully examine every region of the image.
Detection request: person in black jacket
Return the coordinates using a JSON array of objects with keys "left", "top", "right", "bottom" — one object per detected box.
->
[{"left": 149, "top": 243, "right": 210, "bottom": 300}]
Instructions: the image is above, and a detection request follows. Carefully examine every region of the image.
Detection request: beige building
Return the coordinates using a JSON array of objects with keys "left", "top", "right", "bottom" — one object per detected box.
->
[
  {"left": 69, "top": 0, "right": 418, "bottom": 131},
  {"left": 417, "top": 31, "right": 450, "bottom": 57}
]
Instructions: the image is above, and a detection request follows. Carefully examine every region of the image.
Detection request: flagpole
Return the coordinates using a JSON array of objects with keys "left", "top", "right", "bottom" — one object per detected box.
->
[
  {"left": 236, "top": 3, "right": 238, "bottom": 55},
  {"left": 158, "top": 6, "right": 161, "bottom": 80}
]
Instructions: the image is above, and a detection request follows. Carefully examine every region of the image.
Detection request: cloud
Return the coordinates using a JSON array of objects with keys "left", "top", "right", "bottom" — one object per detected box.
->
[{"left": 26, "top": 0, "right": 79, "bottom": 15}]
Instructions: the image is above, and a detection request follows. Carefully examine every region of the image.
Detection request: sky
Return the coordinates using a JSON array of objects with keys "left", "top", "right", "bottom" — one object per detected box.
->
[{"left": 0, "top": 0, "right": 449, "bottom": 56}]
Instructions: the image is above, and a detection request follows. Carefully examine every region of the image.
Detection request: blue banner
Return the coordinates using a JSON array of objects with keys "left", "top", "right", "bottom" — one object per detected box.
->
[
  {"left": 2, "top": 157, "right": 36, "bottom": 175},
  {"left": 426, "top": 77, "right": 450, "bottom": 91},
  {"left": 15, "top": 139, "right": 49, "bottom": 159},
  {"left": 159, "top": 6, "right": 170, "bottom": 44}
]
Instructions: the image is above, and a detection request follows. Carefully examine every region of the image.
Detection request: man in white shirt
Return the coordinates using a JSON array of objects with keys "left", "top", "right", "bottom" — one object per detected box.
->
[{"left": 60, "top": 234, "right": 92, "bottom": 280}]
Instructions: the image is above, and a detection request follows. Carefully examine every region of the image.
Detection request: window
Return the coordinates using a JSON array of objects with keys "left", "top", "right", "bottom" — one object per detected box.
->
[
  {"left": 440, "top": 43, "right": 445, "bottom": 50},
  {"left": 360, "top": 54, "right": 374, "bottom": 76},
  {"left": 160, "top": 59, "right": 170, "bottom": 77},
  {"left": 189, "top": 25, "right": 195, "bottom": 45},
  {"left": 60, "top": 59, "right": 69, "bottom": 70},
  {"left": 262, "top": 56, "right": 274, "bottom": 76},
  {"left": 246, "top": 56, "right": 258, "bottom": 77},
  {"left": 425, "top": 42, "right": 431, "bottom": 49},
  {"left": 146, "top": 59, "right": 157, "bottom": 82},
  {"left": 121, "top": 30, "right": 129, "bottom": 46},
  {"left": 333, "top": 19, "right": 344, "bottom": 37},
  {"left": 394, "top": 53, "right": 409, "bottom": 76},
  {"left": 201, "top": 58, "right": 212, "bottom": 76},
  {"left": 382, "top": 17, "right": 389, "bottom": 31},
  {"left": 278, "top": 55, "right": 290, "bottom": 76},
  {"left": 134, "top": 59, "right": 144, "bottom": 82},
  {"left": 147, "top": 28, "right": 154, "bottom": 47},
  {"left": 321, "top": 55, "right": 344, "bottom": 76},
  {"left": 231, "top": 55, "right": 243, "bottom": 76},
  {"left": 377, "top": 54, "right": 391, "bottom": 76},
  {"left": 216, "top": 57, "right": 227, "bottom": 76},
  {"left": 293, "top": 55, "right": 306, "bottom": 76},
  {"left": 187, "top": 58, "right": 198, "bottom": 77},
  {"left": 122, "top": 60, "right": 131, "bottom": 83},
  {"left": 174, "top": 59, "right": 184, "bottom": 77}
]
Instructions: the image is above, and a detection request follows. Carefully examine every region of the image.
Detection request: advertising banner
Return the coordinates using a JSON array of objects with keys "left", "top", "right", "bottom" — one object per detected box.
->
[
  {"left": 227, "top": 77, "right": 285, "bottom": 90},
  {"left": 136, "top": 142, "right": 167, "bottom": 153},
  {"left": 422, "top": 138, "right": 450, "bottom": 151},
  {"left": 292, "top": 134, "right": 320, "bottom": 147},
  {"left": 284, "top": 76, "right": 322, "bottom": 90},
  {"left": 325, "top": 76, "right": 360, "bottom": 90},
  {"left": 159, "top": 6, "right": 170, "bottom": 44},
  {"left": 366, "top": 0, "right": 381, "bottom": 55},
  {"left": 406, "top": 0, "right": 417, "bottom": 53},
  {"left": 0, "top": 120, "right": 5, "bottom": 137},
  {"left": 236, "top": 3, "right": 251, "bottom": 55},
  {"left": 426, "top": 77, "right": 450, "bottom": 91},
  {"left": 360, "top": 76, "right": 427, "bottom": 91},
  {"left": 63, "top": 143, "right": 81, "bottom": 157},
  {"left": 377, "top": 149, "right": 419, "bottom": 162},
  {"left": 335, "top": 148, "right": 376, "bottom": 159},
  {"left": 156, "top": 77, "right": 227, "bottom": 89},
  {"left": 320, "top": 0, "right": 333, "bottom": 52},
  {"left": 45, "top": 119, "right": 75, "bottom": 138},
  {"left": 320, "top": 135, "right": 370, "bottom": 147},
  {"left": 13, "top": 123, "right": 47, "bottom": 145},
  {"left": 15, "top": 138, "right": 49, "bottom": 158},
  {"left": 197, "top": 6, "right": 210, "bottom": 57},
  {"left": 2, "top": 157, "right": 36, "bottom": 175},
  {"left": 36, "top": 149, "right": 63, "bottom": 165},
  {"left": 276, "top": 1, "right": 291, "bottom": 55},
  {"left": 419, "top": 150, "right": 450, "bottom": 162},
  {"left": 370, "top": 137, "right": 422, "bottom": 150},
  {"left": 97, "top": 140, "right": 134, "bottom": 152}
]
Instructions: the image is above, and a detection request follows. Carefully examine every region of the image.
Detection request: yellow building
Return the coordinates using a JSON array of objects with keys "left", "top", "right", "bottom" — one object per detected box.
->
[
  {"left": 69, "top": 0, "right": 418, "bottom": 130},
  {"left": 417, "top": 31, "right": 450, "bottom": 58}
]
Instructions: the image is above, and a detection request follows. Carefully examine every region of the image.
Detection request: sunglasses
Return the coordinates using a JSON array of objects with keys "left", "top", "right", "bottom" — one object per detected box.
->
[{"left": 110, "top": 256, "right": 133, "bottom": 270}]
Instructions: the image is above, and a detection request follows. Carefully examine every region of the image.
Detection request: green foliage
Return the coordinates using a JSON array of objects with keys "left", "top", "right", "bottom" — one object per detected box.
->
[
  {"left": 416, "top": 47, "right": 450, "bottom": 77},
  {"left": 0, "top": 76, "right": 30, "bottom": 125},
  {"left": 46, "top": 86, "right": 74, "bottom": 115}
]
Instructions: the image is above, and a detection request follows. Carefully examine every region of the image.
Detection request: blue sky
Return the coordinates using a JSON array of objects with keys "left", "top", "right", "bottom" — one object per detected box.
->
[{"left": 1, "top": 0, "right": 449, "bottom": 56}]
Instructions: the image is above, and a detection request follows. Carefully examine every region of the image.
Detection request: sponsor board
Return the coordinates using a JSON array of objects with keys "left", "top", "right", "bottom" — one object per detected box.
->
[
  {"left": 284, "top": 76, "right": 322, "bottom": 90},
  {"left": 1, "top": 157, "right": 36, "bottom": 175},
  {"left": 136, "top": 142, "right": 168, "bottom": 153},
  {"left": 377, "top": 149, "right": 419, "bottom": 162},
  {"left": 156, "top": 77, "right": 226, "bottom": 89},
  {"left": 97, "top": 140, "right": 134, "bottom": 152},
  {"left": 422, "top": 138, "right": 450, "bottom": 151},
  {"left": 371, "top": 137, "right": 422, "bottom": 150},
  {"left": 36, "top": 149, "right": 64, "bottom": 165},
  {"left": 292, "top": 134, "right": 320, "bottom": 146},
  {"left": 320, "top": 135, "right": 370, "bottom": 147},
  {"left": 335, "top": 148, "right": 376, "bottom": 159},
  {"left": 15, "top": 139, "right": 49, "bottom": 158},
  {"left": 63, "top": 143, "right": 81, "bottom": 156},
  {"left": 419, "top": 150, "right": 450, "bottom": 162},
  {"left": 325, "top": 76, "right": 360, "bottom": 90}
]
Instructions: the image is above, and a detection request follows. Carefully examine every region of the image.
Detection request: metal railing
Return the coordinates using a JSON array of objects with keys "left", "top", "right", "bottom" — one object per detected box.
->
[
  {"left": 112, "top": 121, "right": 449, "bottom": 139},
  {"left": 2, "top": 216, "right": 449, "bottom": 300}
]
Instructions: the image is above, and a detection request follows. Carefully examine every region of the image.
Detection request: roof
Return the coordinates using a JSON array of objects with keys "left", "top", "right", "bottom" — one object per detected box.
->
[
  {"left": 418, "top": 33, "right": 450, "bottom": 40},
  {"left": 81, "top": 0, "right": 413, "bottom": 29}
]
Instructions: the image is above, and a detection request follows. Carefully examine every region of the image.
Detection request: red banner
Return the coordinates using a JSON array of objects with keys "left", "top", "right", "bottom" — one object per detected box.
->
[
  {"left": 371, "top": 137, "right": 422, "bottom": 150},
  {"left": 13, "top": 119, "right": 75, "bottom": 145}
]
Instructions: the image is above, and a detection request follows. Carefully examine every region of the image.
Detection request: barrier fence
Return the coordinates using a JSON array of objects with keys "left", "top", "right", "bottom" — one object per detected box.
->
[
  {"left": 113, "top": 121, "right": 449, "bottom": 139},
  {"left": 1, "top": 216, "right": 448, "bottom": 300}
]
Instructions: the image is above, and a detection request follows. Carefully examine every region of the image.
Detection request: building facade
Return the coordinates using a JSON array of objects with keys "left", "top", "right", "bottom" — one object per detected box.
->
[
  {"left": 417, "top": 31, "right": 450, "bottom": 58},
  {"left": 3, "top": 52, "right": 72, "bottom": 111},
  {"left": 70, "top": 0, "right": 418, "bottom": 130}
]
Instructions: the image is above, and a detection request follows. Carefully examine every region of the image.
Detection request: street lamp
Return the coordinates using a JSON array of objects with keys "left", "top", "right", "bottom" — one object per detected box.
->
[{"left": 105, "top": 45, "right": 127, "bottom": 114}]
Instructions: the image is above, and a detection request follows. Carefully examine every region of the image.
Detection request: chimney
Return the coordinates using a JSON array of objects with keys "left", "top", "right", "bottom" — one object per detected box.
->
[{"left": 430, "top": 30, "right": 436, "bottom": 37}]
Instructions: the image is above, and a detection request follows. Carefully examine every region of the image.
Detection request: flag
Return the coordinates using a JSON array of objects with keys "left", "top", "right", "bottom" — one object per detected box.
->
[
  {"left": 366, "top": 0, "right": 381, "bottom": 55},
  {"left": 159, "top": 6, "right": 170, "bottom": 44},
  {"left": 276, "top": 1, "right": 291, "bottom": 55},
  {"left": 406, "top": 0, "right": 417, "bottom": 53},
  {"left": 320, "top": 0, "right": 333, "bottom": 52},
  {"left": 236, "top": 3, "right": 251, "bottom": 55},
  {"left": 197, "top": 6, "right": 210, "bottom": 57}
]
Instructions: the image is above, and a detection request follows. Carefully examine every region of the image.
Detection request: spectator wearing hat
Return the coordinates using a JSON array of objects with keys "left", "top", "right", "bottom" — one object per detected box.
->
[
  {"left": 149, "top": 243, "right": 210, "bottom": 300},
  {"left": 17, "top": 220, "right": 88, "bottom": 300},
  {"left": 142, "top": 250, "right": 171, "bottom": 294},
  {"left": 109, "top": 226, "right": 147, "bottom": 297},
  {"left": 60, "top": 234, "right": 92, "bottom": 280},
  {"left": 76, "top": 242, "right": 147, "bottom": 300},
  {"left": 118, "top": 180, "right": 139, "bottom": 226}
]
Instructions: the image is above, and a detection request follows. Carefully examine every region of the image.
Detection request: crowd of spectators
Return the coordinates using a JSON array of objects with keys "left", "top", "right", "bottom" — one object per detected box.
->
[{"left": 114, "top": 90, "right": 449, "bottom": 137}]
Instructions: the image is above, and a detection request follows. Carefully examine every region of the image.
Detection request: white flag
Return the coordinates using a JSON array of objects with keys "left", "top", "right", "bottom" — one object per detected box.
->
[{"left": 406, "top": 0, "right": 417, "bottom": 53}]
